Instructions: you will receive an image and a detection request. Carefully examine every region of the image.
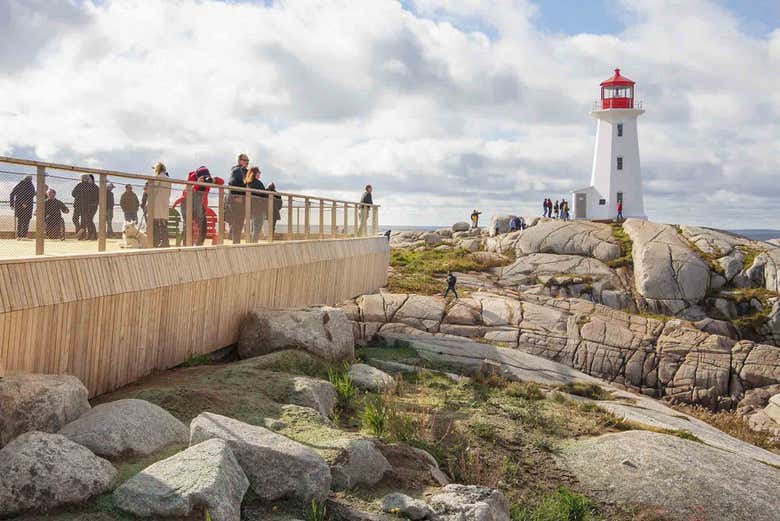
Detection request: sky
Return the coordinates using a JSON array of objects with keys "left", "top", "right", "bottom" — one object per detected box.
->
[{"left": 0, "top": 0, "right": 779, "bottom": 228}]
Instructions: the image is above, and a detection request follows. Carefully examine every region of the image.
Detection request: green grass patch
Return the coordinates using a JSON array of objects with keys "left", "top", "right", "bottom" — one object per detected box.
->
[
  {"left": 328, "top": 365, "right": 358, "bottom": 414},
  {"left": 558, "top": 382, "right": 613, "bottom": 401},
  {"left": 177, "top": 354, "right": 211, "bottom": 368},
  {"left": 512, "top": 486, "right": 601, "bottom": 521},
  {"left": 606, "top": 224, "right": 633, "bottom": 269},
  {"left": 737, "top": 245, "right": 763, "bottom": 271}
]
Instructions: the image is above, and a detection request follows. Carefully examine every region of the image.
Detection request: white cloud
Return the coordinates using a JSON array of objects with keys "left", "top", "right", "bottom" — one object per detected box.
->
[{"left": 0, "top": 0, "right": 778, "bottom": 228}]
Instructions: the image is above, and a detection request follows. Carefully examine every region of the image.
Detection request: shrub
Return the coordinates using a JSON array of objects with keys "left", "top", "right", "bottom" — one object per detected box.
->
[
  {"left": 558, "top": 382, "right": 613, "bottom": 401},
  {"left": 360, "top": 395, "right": 390, "bottom": 437},
  {"left": 507, "top": 381, "right": 545, "bottom": 401},
  {"left": 328, "top": 366, "right": 357, "bottom": 412},
  {"left": 304, "top": 499, "right": 328, "bottom": 521}
]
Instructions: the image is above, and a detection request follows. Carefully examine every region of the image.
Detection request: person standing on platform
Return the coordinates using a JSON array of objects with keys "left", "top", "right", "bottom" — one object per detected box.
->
[
  {"left": 10, "top": 175, "right": 35, "bottom": 240},
  {"left": 267, "top": 182, "right": 283, "bottom": 235},
  {"left": 189, "top": 166, "right": 213, "bottom": 246},
  {"left": 105, "top": 183, "right": 115, "bottom": 237},
  {"left": 120, "top": 184, "right": 140, "bottom": 223},
  {"left": 228, "top": 153, "right": 250, "bottom": 244},
  {"left": 149, "top": 163, "right": 171, "bottom": 247},
  {"left": 72, "top": 174, "right": 98, "bottom": 240},
  {"left": 44, "top": 188, "right": 69, "bottom": 239},
  {"left": 245, "top": 166, "right": 266, "bottom": 243},
  {"left": 359, "top": 184, "right": 373, "bottom": 235},
  {"left": 140, "top": 184, "right": 149, "bottom": 225}
]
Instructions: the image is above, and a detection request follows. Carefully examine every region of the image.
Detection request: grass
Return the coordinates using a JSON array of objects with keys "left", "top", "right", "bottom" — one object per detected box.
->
[
  {"left": 606, "top": 224, "right": 633, "bottom": 269},
  {"left": 512, "top": 486, "right": 601, "bottom": 521},
  {"left": 177, "top": 353, "right": 212, "bottom": 368},
  {"left": 671, "top": 404, "right": 780, "bottom": 453},
  {"left": 675, "top": 225, "right": 725, "bottom": 275},
  {"left": 360, "top": 394, "right": 390, "bottom": 437},
  {"left": 557, "top": 382, "right": 613, "bottom": 401},
  {"left": 387, "top": 247, "right": 511, "bottom": 295},
  {"left": 737, "top": 245, "right": 763, "bottom": 271},
  {"left": 328, "top": 365, "right": 358, "bottom": 414},
  {"left": 304, "top": 500, "right": 328, "bottom": 521}
]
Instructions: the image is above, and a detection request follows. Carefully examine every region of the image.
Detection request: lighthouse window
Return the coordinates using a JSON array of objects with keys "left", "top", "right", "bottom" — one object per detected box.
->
[
  {"left": 617, "top": 157, "right": 623, "bottom": 170},
  {"left": 617, "top": 123, "right": 623, "bottom": 137}
]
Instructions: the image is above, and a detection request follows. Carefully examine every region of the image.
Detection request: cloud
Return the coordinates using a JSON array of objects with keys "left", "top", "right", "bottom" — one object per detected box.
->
[{"left": 0, "top": 0, "right": 777, "bottom": 229}]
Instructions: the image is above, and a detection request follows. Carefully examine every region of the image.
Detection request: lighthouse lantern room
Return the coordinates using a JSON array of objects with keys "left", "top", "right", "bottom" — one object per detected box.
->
[{"left": 572, "top": 68, "right": 646, "bottom": 220}]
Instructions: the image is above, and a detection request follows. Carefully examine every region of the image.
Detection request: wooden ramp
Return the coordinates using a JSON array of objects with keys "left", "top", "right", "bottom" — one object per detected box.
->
[{"left": 0, "top": 237, "right": 388, "bottom": 396}]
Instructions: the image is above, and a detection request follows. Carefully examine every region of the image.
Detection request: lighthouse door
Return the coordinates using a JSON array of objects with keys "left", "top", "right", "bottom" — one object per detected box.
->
[{"left": 575, "top": 193, "right": 587, "bottom": 219}]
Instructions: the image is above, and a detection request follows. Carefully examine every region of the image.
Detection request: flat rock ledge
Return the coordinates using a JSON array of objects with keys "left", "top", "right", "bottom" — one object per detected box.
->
[
  {"left": 0, "top": 431, "right": 116, "bottom": 517},
  {"left": 59, "top": 398, "right": 188, "bottom": 459},
  {"left": 559, "top": 430, "right": 780, "bottom": 521},
  {"left": 190, "top": 412, "right": 332, "bottom": 502},
  {"left": 0, "top": 373, "right": 91, "bottom": 447},
  {"left": 114, "top": 438, "right": 248, "bottom": 521}
]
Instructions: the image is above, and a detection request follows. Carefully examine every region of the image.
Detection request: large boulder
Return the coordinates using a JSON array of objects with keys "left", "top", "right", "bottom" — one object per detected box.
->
[
  {"left": 348, "top": 363, "right": 396, "bottom": 393},
  {"left": 560, "top": 431, "right": 780, "bottom": 521},
  {"left": 488, "top": 214, "right": 517, "bottom": 237},
  {"left": 238, "top": 306, "right": 354, "bottom": 362},
  {"left": 59, "top": 399, "right": 188, "bottom": 459},
  {"left": 190, "top": 412, "right": 331, "bottom": 502},
  {"left": 764, "top": 393, "right": 780, "bottom": 424},
  {"left": 114, "top": 438, "right": 248, "bottom": 521},
  {"left": 429, "top": 484, "right": 510, "bottom": 521},
  {"left": 0, "top": 432, "right": 117, "bottom": 517},
  {"left": 0, "top": 373, "right": 90, "bottom": 447},
  {"left": 499, "top": 252, "right": 621, "bottom": 288},
  {"left": 514, "top": 220, "right": 621, "bottom": 262},
  {"left": 623, "top": 219, "right": 710, "bottom": 303},
  {"left": 393, "top": 295, "right": 446, "bottom": 332},
  {"left": 452, "top": 221, "right": 470, "bottom": 232}
]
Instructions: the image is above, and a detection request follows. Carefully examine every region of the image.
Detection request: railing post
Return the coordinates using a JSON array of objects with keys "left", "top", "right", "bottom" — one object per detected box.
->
[
  {"left": 267, "top": 191, "right": 274, "bottom": 242},
  {"left": 331, "top": 201, "right": 337, "bottom": 238},
  {"left": 35, "top": 166, "right": 45, "bottom": 255},
  {"left": 319, "top": 199, "right": 324, "bottom": 240},
  {"left": 184, "top": 185, "right": 193, "bottom": 247},
  {"left": 304, "top": 197, "right": 310, "bottom": 239},
  {"left": 97, "top": 174, "right": 107, "bottom": 251},
  {"left": 372, "top": 205, "right": 379, "bottom": 236},
  {"left": 216, "top": 187, "right": 224, "bottom": 245},
  {"left": 353, "top": 204, "right": 359, "bottom": 237},
  {"left": 343, "top": 202, "right": 348, "bottom": 237},
  {"left": 244, "top": 191, "right": 251, "bottom": 243},
  {"left": 287, "top": 195, "right": 293, "bottom": 241}
]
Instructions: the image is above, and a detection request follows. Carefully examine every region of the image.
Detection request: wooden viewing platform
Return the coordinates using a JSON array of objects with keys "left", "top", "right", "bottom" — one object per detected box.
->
[{"left": 0, "top": 157, "right": 389, "bottom": 396}]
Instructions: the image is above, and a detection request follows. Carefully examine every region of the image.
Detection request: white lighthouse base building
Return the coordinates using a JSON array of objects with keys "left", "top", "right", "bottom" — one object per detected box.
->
[{"left": 572, "top": 68, "right": 647, "bottom": 221}]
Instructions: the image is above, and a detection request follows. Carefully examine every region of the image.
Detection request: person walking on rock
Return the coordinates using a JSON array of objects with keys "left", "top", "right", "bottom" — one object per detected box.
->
[
  {"left": 120, "top": 184, "right": 140, "bottom": 223},
  {"left": 616, "top": 200, "right": 624, "bottom": 221},
  {"left": 443, "top": 271, "right": 458, "bottom": 299},
  {"left": 470, "top": 209, "right": 482, "bottom": 228},
  {"left": 10, "top": 175, "right": 35, "bottom": 239},
  {"left": 542, "top": 198, "right": 548, "bottom": 217},
  {"left": 227, "top": 153, "right": 249, "bottom": 244},
  {"left": 554, "top": 200, "right": 560, "bottom": 219}
]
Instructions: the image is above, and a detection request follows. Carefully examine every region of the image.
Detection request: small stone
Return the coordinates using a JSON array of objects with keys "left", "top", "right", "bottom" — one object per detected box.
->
[
  {"left": 381, "top": 493, "right": 433, "bottom": 520},
  {"left": 348, "top": 363, "right": 396, "bottom": 393}
]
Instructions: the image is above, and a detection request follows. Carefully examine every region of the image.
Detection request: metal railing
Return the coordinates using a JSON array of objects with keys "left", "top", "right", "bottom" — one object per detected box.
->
[
  {"left": 591, "top": 99, "right": 644, "bottom": 111},
  {"left": 0, "top": 156, "right": 380, "bottom": 259}
]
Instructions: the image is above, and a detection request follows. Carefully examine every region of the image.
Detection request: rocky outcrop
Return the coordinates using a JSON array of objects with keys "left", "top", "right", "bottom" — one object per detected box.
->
[
  {"left": 114, "top": 438, "right": 248, "bottom": 521},
  {"left": 0, "top": 432, "right": 116, "bottom": 517},
  {"left": 488, "top": 214, "right": 517, "bottom": 236},
  {"left": 190, "top": 412, "right": 331, "bottom": 502},
  {"left": 515, "top": 220, "right": 621, "bottom": 262},
  {"left": 623, "top": 219, "right": 711, "bottom": 314},
  {"left": 560, "top": 431, "right": 780, "bottom": 521},
  {"left": 0, "top": 373, "right": 90, "bottom": 447},
  {"left": 348, "top": 363, "right": 396, "bottom": 393},
  {"left": 345, "top": 293, "right": 780, "bottom": 409},
  {"left": 429, "top": 484, "right": 510, "bottom": 521},
  {"left": 238, "top": 306, "right": 355, "bottom": 362},
  {"left": 59, "top": 399, "right": 188, "bottom": 459},
  {"left": 452, "top": 222, "right": 470, "bottom": 232}
]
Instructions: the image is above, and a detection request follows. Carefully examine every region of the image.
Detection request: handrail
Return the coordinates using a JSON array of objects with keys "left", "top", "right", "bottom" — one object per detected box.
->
[
  {"left": 0, "top": 156, "right": 379, "bottom": 209},
  {"left": 591, "top": 100, "right": 644, "bottom": 111}
]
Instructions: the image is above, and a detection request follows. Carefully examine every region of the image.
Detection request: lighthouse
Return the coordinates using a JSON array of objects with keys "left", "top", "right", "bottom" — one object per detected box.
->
[{"left": 572, "top": 68, "right": 646, "bottom": 220}]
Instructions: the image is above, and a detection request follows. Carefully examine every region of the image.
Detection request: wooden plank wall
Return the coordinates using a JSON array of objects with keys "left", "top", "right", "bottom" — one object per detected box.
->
[{"left": 0, "top": 238, "right": 388, "bottom": 396}]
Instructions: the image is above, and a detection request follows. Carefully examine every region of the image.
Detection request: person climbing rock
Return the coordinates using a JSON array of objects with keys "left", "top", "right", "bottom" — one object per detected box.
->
[{"left": 443, "top": 271, "right": 458, "bottom": 299}]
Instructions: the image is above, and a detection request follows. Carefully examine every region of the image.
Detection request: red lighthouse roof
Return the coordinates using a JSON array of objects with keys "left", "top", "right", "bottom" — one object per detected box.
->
[{"left": 600, "top": 68, "right": 635, "bottom": 87}]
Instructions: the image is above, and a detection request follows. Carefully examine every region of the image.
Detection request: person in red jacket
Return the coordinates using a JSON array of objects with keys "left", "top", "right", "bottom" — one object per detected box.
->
[{"left": 617, "top": 200, "right": 624, "bottom": 220}]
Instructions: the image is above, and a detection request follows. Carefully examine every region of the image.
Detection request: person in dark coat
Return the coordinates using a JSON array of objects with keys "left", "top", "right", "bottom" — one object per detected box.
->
[
  {"left": 120, "top": 184, "right": 140, "bottom": 223},
  {"left": 359, "top": 184, "right": 373, "bottom": 235},
  {"left": 227, "top": 153, "right": 250, "bottom": 244},
  {"left": 244, "top": 166, "right": 266, "bottom": 243},
  {"left": 190, "top": 166, "right": 213, "bottom": 245},
  {"left": 44, "top": 188, "right": 69, "bottom": 240},
  {"left": 443, "top": 271, "right": 458, "bottom": 299},
  {"left": 267, "top": 182, "right": 283, "bottom": 235},
  {"left": 72, "top": 174, "right": 99, "bottom": 240},
  {"left": 10, "top": 175, "right": 36, "bottom": 239},
  {"left": 106, "top": 183, "right": 115, "bottom": 236}
]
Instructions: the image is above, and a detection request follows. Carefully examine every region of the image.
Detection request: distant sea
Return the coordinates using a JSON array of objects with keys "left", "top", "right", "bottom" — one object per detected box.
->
[{"left": 383, "top": 225, "right": 780, "bottom": 242}]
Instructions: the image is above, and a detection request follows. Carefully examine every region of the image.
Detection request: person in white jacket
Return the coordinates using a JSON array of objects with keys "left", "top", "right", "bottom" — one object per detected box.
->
[{"left": 148, "top": 162, "right": 172, "bottom": 247}]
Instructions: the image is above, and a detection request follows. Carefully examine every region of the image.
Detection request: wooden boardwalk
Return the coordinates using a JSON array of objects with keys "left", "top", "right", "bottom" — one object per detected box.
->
[{"left": 0, "top": 237, "right": 388, "bottom": 396}]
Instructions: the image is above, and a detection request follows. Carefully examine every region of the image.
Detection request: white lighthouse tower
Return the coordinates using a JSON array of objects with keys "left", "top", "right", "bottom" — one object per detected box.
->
[{"left": 572, "top": 68, "right": 646, "bottom": 220}]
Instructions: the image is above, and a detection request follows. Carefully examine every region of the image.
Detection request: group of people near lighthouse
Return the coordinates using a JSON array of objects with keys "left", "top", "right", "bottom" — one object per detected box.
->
[{"left": 542, "top": 197, "right": 570, "bottom": 221}]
